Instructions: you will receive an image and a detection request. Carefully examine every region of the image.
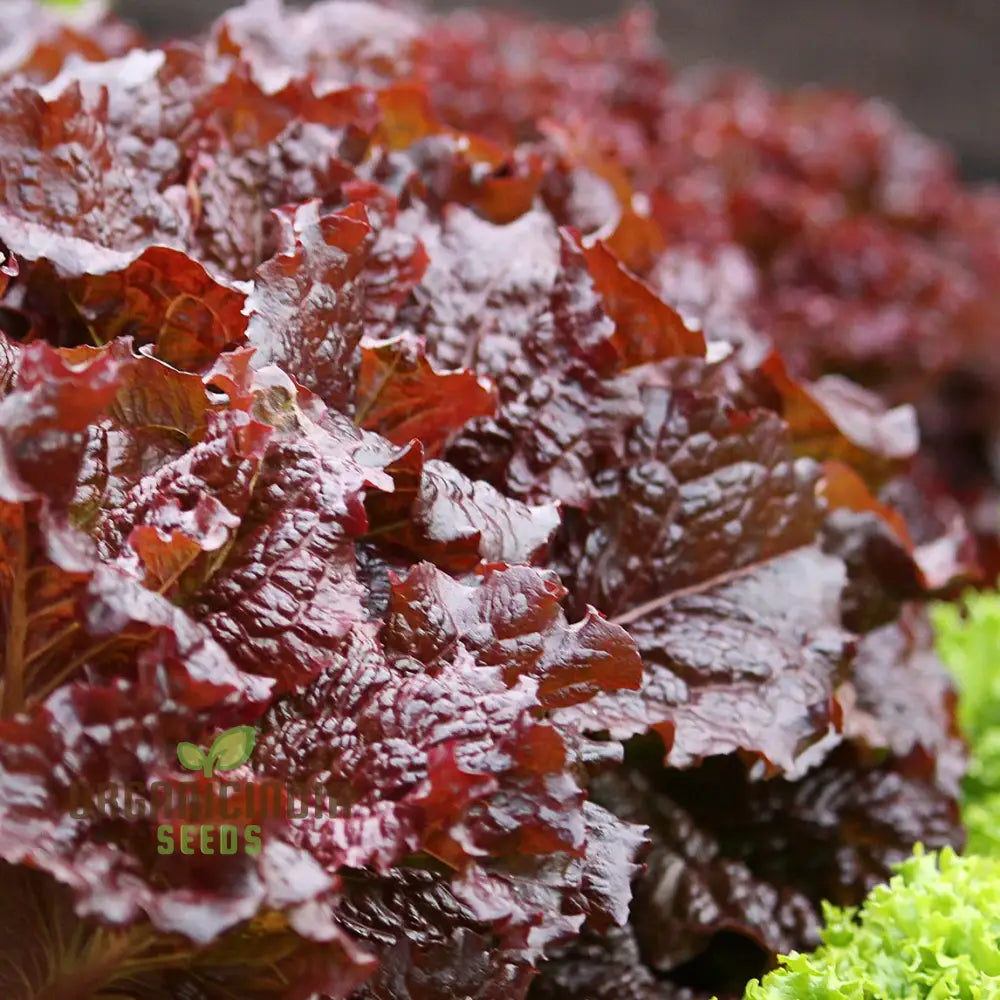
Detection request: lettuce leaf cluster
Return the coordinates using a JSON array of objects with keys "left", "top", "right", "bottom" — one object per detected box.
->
[
  {"left": 0, "top": 2, "right": 994, "bottom": 999},
  {"left": 746, "top": 848, "right": 1000, "bottom": 1000},
  {"left": 747, "top": 598, "right": 1000, "bottom": 1000}
]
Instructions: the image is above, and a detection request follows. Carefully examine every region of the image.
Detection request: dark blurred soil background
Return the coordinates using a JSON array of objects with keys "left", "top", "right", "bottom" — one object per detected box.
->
[{"left": 117, "top": 0, "right": 999, "bottom": 180}]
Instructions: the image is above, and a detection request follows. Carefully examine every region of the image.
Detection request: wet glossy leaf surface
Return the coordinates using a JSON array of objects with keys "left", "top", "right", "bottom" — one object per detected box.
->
[{"left": 0, "top": 1, "right": 991, "bottom": 997}]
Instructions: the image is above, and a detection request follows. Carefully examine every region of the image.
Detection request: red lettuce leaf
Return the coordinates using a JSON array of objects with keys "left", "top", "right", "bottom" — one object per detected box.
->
[
  {"left": 246, "top": 201, "right": 373, "bottom": 410},
  {"left": 356, "top": 332, "right": 496, "bottom": 454},
  {"left": 0, "top": 4, "right": 981, "bottom": 998},
  {"left": 0, "top": 83, "right": 189, "bottom": 268},
  {"left": 575, "top": 236, "right": 705, "bottom": 368},
  {"left": 364, "top": 451, "right": 561, "bottom": 572},
  {"left": 67, "top": 246, "right": 248, "bottom": 370},
  {"left": 558, "top": 546, "right": 852, "bottom": 776}
]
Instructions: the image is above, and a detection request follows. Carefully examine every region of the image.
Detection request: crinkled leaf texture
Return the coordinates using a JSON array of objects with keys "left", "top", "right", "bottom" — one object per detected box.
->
[
  {"left": 0, "top": 2, "right": 984, "bottom": 999},
  {"left": 933, "top": 593, "right": 1000, "bottom": 856},
  {"left": 745, "top": 848, "right": 1000, "bottom": 1000}
]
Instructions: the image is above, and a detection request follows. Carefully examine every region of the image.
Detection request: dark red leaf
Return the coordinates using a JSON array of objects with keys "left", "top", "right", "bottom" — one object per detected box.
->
[
  {"left": 0, "top": 84, "right": 188, "bottom": 267},
  {"left": 338, "top": 869, "right": 537, "bottom": 1000},
  {"left": 385, "top": 562, "right": 641, "bottom": 709},
  {"left": 342, "top": 182, "right": 430, "bottom": 338},
  {"left": 364, "top": 452, "right": 561, "bottom": 572},
  {"left": 247, "top": 201, "right": 373, "bottom": 410},
  {"left": 819, "top": 460, "right": 980, "bottom": 632},
  {"left": 183, "top": 385, "right": 399, "bottom": 693},
  {"left": 0, "top": 341, "right": 121, "bottom": 507},
  {"left": 558, "top": 547, "right": 852, "bottom": 776},
  {"left": 592, "top": 768, "right": 819, "bottom": 975}
]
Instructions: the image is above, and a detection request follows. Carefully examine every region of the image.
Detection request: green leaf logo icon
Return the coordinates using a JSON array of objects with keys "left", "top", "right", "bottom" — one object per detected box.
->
[
  {"left": 209, "top": 726, "right": 256, "bottom": 772},
  {"left": 177, "top": 726, "right": 256, "bottom": 778},
  {"left": 177, "top": 742, "right": 206, "bottom": 772}
]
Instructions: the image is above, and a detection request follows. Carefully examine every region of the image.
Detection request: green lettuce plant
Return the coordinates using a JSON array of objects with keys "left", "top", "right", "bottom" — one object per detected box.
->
[
  {"left": 934, "top": 593, "right": 1000, "bottom": 856},
  {"left": 744, "top": 848, "right": 1000, "bottom": 999}
]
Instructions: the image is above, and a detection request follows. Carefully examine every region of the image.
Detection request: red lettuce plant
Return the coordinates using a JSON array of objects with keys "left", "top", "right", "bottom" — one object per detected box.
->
[{"left": 0, "top": 2, "right": 993, "bottom": 998}]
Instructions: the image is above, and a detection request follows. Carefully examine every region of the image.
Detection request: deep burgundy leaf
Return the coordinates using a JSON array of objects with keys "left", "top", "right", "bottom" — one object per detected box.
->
[
  {"left": 0, "top": 342, "right": 269, "bottom": 714},
  {"left": 558, "top": 547, "right": 852, "bottom": 776},
  {"left": 0, "top": 341, "right": 120, "bottom": 507},
  {"left": 760, "top": 352, "right": 919, "bottom": 484},
  {"left": 338, "top": 868, "right": 537, "bottom": 1000},
  {"left": 552, "top": 369, "right": 823, "bottom": 621},
  {"left": 819, "top": 461, "right": 980, "bottom": 632},
  {"left": 340, "top": 182, "right": 430, "bottom": 337},
  {"left": 69, "top": 343, "right": 259, "bottom": 541},
  {"left": 188, "top": 113, "right": 368, "bottom": 280},
  {"left": 0, "top": 4, "right": 985, "bottom": 998},
  {"left": 445, "top": 367, "right": 643, "bottom": 507},
  {"left": 90, "top": 405, "right": 270, "bottom": 566},
  {"left": 841, "top": 604, "right": 964, "bottom": 795},
  {"left": 385, "top": 562, "right": 641, "bottom": 710},
  {"left": 398, "top": 205, "right": 653, "bottom": 504},
  {"left": 255, "top": 558, "right": 640, "bottom": 863},
  {"left": 38, "top": 44, "right": 216, "bottom": 191},
  {"left": 187, "top": 398, "right": 394, "bottom": 693},
  {"left": 591, "top": 768, "right": 819, "bottom": 975},
  {"left": 530, "top": 925, "right": 695, "bottom": 1000},
  {"left": 664, "top": 744, "right": 963, "bottom": 909},
  {"left": 364, "top": 452, "right": 561, "bottom": 572},
  {"left": 406, "top": 208, "right": 618, "bottom": 393}
]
